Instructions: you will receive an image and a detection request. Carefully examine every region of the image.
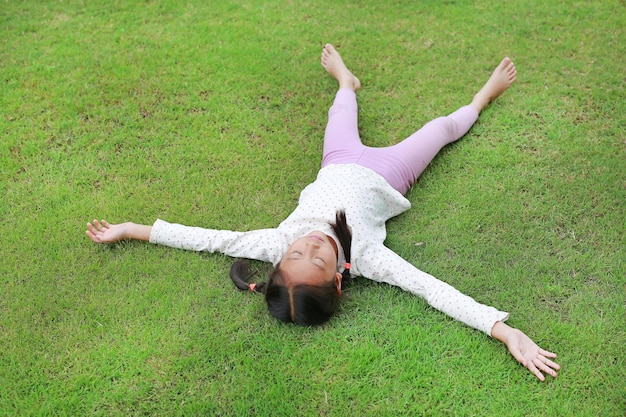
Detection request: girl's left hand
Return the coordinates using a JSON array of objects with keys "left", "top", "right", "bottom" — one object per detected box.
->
[{"left": 492, "top": 321, "right": 560, "bottom": 381}]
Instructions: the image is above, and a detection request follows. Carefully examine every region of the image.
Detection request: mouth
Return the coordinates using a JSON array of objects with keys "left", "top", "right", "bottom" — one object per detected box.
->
[{"left": 307, "top": 233, "right": 326, "bottom": 242}]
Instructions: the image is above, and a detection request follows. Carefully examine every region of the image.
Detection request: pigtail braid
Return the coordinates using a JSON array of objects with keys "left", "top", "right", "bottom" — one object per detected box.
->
[
  {"left": 230, "top": 259, "right": 267, "bottom": 294},
  {"left": 330, "top": 210, "right": 353, "bottom": 288}
]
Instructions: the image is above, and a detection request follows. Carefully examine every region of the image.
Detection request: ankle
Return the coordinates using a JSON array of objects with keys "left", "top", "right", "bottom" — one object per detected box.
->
[{"left": 470, "top": 95, "right": 487, "bottom": 113}]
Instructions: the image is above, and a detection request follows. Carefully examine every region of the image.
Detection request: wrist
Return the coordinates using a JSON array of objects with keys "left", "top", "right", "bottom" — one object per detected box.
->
[
  {"left": 119, "top": 222, "right": 134, "bottom": 240},
  {"left": 125, "top": 222, "right": 152, "bottom": 241},
  {"left": 491, "top": 321, "right": 513, "bottom": 344}
]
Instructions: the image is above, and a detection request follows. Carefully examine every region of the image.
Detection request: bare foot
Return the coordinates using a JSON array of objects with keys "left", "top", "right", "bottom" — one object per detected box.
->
[
  {"left": 321, "top": 44, "right": 361, "bottom": 91},
  {"left": 471, "top": 57, "right": 517, "bottom": 112}
]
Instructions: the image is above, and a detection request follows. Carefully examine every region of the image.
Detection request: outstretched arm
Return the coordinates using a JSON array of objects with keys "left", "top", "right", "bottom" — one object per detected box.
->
[
  {"left": 86, "top": 219, "right": 151, "bottom": 244},
  {"left": 357, "top": 244, "right": 560, "bottom": 381},
  {"left": 491, "top": 321, "right": 560, "bottom": 381},
  {"left": 88, "top": 218, "right": 287, "bottom": 265}
]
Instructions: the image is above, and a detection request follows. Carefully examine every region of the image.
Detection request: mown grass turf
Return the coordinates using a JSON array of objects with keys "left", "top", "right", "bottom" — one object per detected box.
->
[{"left": 1, "top": 0, "right": 624, "bottom": 415}]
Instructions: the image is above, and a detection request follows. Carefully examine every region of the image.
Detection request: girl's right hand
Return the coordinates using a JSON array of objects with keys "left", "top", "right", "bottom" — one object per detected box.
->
[{"left": 86, "top": 220, "right": 129, "bottom": 244}]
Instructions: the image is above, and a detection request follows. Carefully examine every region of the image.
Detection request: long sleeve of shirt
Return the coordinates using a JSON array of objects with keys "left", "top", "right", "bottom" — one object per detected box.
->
[
  {"left": 355, "top": 243, "right": 509, "bottom": 335},
  {"left": 149, "top": 219, "right": 287, "bottom": 265}
]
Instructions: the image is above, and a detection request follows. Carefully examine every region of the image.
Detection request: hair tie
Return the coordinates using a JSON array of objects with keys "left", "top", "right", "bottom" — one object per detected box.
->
[
  {"left": 249, "top": 283, "right": 257, "bottom": 292},
  {"left": 344, "top": 263, "right": 351, "bottom": 270}
]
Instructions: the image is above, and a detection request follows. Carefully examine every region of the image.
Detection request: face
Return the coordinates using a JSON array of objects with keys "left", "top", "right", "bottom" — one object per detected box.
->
[{"left": 280, "top": 231, "right": 342, "bottom": 294}]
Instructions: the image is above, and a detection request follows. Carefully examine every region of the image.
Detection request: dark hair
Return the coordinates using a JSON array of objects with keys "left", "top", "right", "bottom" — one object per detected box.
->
[
  {"left": 331, "top": 210, "right": 353, "bottom": 290},
  {"left": 229, "top": 210, "right": 353, "bottom": 325}
]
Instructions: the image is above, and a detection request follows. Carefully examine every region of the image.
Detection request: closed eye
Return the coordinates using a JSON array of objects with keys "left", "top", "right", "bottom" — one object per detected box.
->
[{"left": 287, "top": 251, "right": 303, "bottom": 260}]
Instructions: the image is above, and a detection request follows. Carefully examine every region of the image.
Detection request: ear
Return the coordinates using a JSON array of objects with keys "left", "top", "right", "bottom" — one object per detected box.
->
[{"left": 335, "top": 272, "right": 343, "bottom": 296}]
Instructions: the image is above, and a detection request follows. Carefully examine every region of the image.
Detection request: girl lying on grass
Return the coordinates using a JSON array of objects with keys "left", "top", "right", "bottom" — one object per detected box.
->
[{"left": 87, "top": 44, "right": 560, "bottom": 381}]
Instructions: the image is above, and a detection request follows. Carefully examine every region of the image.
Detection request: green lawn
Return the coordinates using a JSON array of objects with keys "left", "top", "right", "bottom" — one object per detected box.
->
[{"left": 1, "top": 0, "right": 624, "bottom": 415}]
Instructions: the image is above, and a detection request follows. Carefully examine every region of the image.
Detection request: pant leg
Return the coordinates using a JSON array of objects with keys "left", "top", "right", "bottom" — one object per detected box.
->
[
  {"left": 356, "top": 105, "right": 479, "bottom": 195},
  {"left": 390, "top": 104, "right": 479, "bottom": 182},
  {"left": 321, "top": 89, "right": 366, "bottom": 167}
]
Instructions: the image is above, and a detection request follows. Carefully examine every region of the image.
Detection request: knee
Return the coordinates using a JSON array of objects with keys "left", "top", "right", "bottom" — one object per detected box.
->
[
  {"left": 426, "top": 116, "right": 459, "bottom": 138},
  {"left": 433, "top": 116, "right": 456, "bottom": 134},
  {"left": 328, "top": 103, "right": 356, "bottom": 118}
]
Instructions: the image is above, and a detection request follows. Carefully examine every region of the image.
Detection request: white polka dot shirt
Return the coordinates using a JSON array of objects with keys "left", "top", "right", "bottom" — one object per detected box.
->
[{"left": 149, "top": 164, "right": 509, "bottom": 335}]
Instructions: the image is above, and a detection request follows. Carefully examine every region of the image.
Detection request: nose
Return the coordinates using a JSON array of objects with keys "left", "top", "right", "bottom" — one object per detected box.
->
[
  {"left": 305, "top": 240, "right": 320, "bottom": 249},
  {"left": 303, "top": 240, "right": 321, "bottom": 254}
]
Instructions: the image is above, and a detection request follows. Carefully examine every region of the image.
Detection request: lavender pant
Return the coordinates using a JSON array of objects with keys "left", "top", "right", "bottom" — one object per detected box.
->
[{"left": 321, "top": 89, "right": 479, "bottom": 195}]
